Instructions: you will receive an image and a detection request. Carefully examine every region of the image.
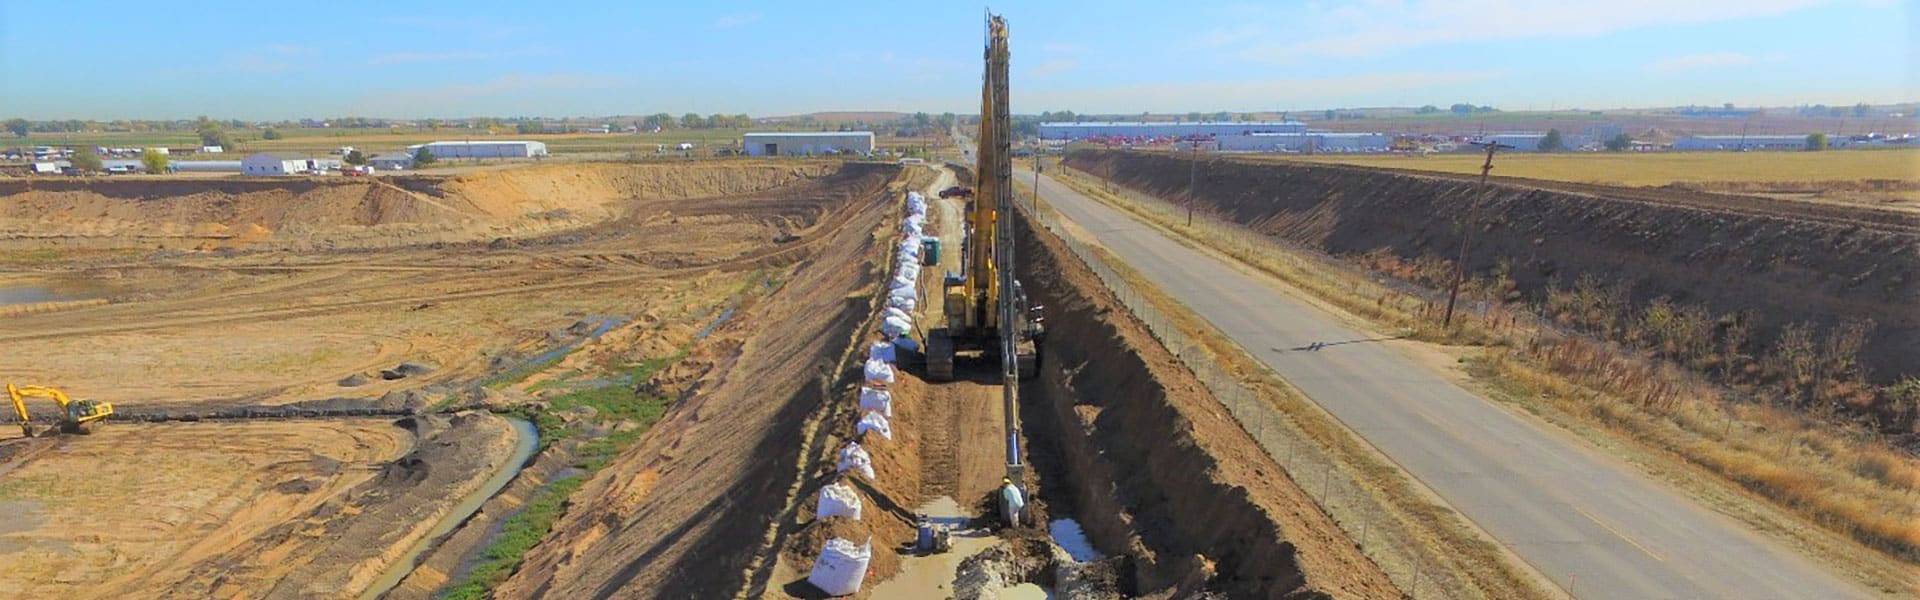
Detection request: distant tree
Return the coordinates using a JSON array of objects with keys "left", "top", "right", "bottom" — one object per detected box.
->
[
  {"left": 1476, "top": 105, "right": 1496, "bottom": 113},
  {"left": 344, "top": 149, "right": 367, "bottom": 165},
  {"left": 516, "top": 120, "right": 542, "bottom": 134},
  {"left": 1723, "top": 102, "right": 1735, "bottom": 110},
  {"left": 1185, "top": 111, "right": 1202, "bottom": 122},
  {"left": 913, "top": 112, "right": 932, "bottom": 128},
  {"left": 1805, "top": 133, "right": 1828, "bottom": 151},
  {"left": 647, "top": 113, "right": 673, "bottom": 129},
  {"left": 70, "top": 146, "right": 103, "bottom": 172},
  {"left": 141, "top": 148, "right": 170, "bottom": 173},
  {"left": 3, "top": 118, "right": 26, "bottom": 137},
  {"left": 261, "top": 128, "right": 282, "bottom": 140},
  {"left": 680, "top": 113, "right": 704, "bottom": 128},
  {"left": 1324, "top": 109, "right": 1337, "bottom": 120},
  {"left": 1852, "top": 103, "right": 1871, "bottom": 117},
  {"left": 1417, "top": 105, "right": 1440, "bottom": 114},
  {"left": 196, "top": 118, "right": 235, "bottom": 149},
  {"left": 413, "top": 146, "right": 437, "bottom": 165},
  {"left": 1211, "top": 111, "right": 1232, "bottom": 122},
  {"left": 1450, "top": 103, "right": 1474, "bottom": 115},
  {"left": 1538, "top": 128, "right": 1566, "bottom": 152},
  {"left": 938, "top": 112, "right": 956, "bottom": 129},
  {"left": 1604, "top": 132, "right": 1633, "bottom": 152},
  {"left": 423, "top": 118, "right": 441, "bottom": 130}
]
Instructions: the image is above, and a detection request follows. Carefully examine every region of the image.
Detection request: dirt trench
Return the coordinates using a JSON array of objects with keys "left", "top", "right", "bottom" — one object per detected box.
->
[
  {"left": 1065, "top": 149, "right": 1920, "bottom": 384},
  {"left": 1010, "top": 205, "right": 1401, "bottom": 599}
]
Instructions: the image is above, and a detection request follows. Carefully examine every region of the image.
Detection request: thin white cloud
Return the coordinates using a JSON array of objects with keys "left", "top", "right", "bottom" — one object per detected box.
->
[
  {"left": 1223, "top": 0, "right": 1839, "bottom": 62},
  {"left": 1649, "top": 51, "right": 1756, "bottom": 73},
  {"left": 367, "top": 46, "right": 551, "bottom": 66},
  {"left": 714, "top": 12, "right": 762, "bottom": 29},
  {"left": 1021, "top": 70, "right": 1507, "bottom": 112},
  {"left": 1029, "top": 58, "right": 1080, "bottom": 78}
]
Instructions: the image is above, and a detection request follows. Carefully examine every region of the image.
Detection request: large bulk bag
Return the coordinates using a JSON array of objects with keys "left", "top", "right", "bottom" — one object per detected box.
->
[
  {"left": 868, "top": 341, "right": 896, "bottom": 364},
  {"left": 895, "top": 263, "right": 920, "bottom": 281},
  {"left": 857, "top": 411, "right": 893, "bottom": 440},
  {"left": 859, "top": 386, "right": 892, "bottom": 417},
  {"left": 863, "top": 358, "right": 894, "bottom": 386},
  {"left": 887, "top": 293, "right": 917, "bottom": 312},
  {"left": 885, "top": 307, "right": 912, "bottom": 323},
  {"left": 890, "top": 274, "right": 916, "bottom": 292},
  {"left": 836, "top": 442, "right": 875, "bottom": 480},
  {"left": 816, "top": 481, "right": 863, "bottom": 520},
  {"left": 881, "top": 315, "right": 912, "bottom": 339},
  {"left": 808, "top": 537, "right": 872, "bottom": 596}
]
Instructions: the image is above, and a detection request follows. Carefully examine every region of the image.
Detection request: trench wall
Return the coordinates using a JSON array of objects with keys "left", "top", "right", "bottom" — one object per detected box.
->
[{"left": 1065, "top": 149, "right": 1920, "bottom": 382}]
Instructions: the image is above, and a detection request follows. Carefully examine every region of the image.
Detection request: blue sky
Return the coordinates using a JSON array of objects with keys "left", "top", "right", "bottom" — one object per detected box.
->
[{"left": 1, "top": 0, "right": 1913, "bottom": 119}]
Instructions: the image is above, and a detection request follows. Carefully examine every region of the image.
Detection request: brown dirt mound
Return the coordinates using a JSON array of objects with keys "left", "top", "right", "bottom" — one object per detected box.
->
[
  {"left": 782, "top": 515, "right": 901, "bottom": 590},
  {"left": 1015, "top": 203, "right": 1400, "bottom": 599},
  {"left": 1065, "top": 149, "right": 1920, "bottom": 384},
  {"left": 0, "top": 160, "right": 848, "bottom": 250}
]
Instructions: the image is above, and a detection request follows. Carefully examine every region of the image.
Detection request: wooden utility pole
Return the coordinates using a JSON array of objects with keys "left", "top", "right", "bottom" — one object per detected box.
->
[
  {"left": 1443, "top": 141, "right": 1511, "bottom": 328},
  {"left": 1187, "top": 143, "right": 1199, "bottom": 227}
]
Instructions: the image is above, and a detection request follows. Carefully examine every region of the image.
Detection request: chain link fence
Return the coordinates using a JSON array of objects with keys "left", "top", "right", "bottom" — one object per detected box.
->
[{"left": 1018, "top": 184, "right": 1466, "bottom": 598}]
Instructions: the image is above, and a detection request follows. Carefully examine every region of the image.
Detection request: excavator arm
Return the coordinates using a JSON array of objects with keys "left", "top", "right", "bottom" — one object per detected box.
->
[{"left": 7, "top": 384, "right": 111, "bottom": 436}]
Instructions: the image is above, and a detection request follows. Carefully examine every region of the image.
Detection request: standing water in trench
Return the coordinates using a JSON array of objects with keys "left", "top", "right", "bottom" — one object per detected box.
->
[{"left": 360, "top": 416, "right": 538, "bottom": 599}]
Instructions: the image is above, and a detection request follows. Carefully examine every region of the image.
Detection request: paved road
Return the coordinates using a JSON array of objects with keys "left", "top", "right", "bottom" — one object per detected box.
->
[{"left": 1018, "top": 167, "right": 1870, "bottom": 600}]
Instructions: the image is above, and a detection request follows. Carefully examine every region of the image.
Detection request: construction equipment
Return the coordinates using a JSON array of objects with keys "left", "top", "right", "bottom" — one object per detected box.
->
[
  {"left": 7, "top": 384, "right": 112, "bottom": 437},
  {"left": 926, "top": 13, "right": 1044, "bottom": 383}
]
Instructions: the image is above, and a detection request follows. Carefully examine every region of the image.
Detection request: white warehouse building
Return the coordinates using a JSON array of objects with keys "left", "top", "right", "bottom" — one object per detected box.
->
[
  {"left": 1040, "top": 121, "right": 1307, "bottom": 140},
  {"left": 405, "top": 140, "right": 549, "bottom": 159},
  {"left": 242, "top": 153, "right": 338, "bottom": 176},
  {"left": 1215, "top": 132, "right": 1391, "bottom": 153},
  {"left": 743, "top": 132, "right": 875, "bottom": 156}
]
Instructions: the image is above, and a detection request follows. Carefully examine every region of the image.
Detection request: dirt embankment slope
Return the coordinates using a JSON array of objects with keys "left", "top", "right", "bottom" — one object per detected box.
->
[
  {"left": 1066, "top": 149, "right": 1920, "bottom": 383},
  {"left": 1014, "top": 205, "right": 1399, "bottom": 598},
  {"left": 0, "top": 160, "right": 842, "bottom": 250},
  {"left": 493, "top": 166, "right": 905, "bottom": 598}
]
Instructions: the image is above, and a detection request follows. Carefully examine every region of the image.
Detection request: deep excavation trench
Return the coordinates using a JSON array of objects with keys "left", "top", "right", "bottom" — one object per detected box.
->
[{"left": 1005, "top": 204, "right": 1400, "bottom": 598}]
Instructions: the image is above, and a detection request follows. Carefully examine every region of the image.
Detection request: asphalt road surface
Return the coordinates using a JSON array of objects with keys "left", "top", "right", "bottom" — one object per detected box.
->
[{"left": 1017, "top": 166, "right": 1869, "bottom": 600}]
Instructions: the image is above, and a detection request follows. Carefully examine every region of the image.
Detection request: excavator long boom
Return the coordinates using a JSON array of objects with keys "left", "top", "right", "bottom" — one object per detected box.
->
[
  {"left": 8, "top": 383, "right": 111, "bottom": 436},
  {"left": 964, "top": 14, "right": 1012, "bottom": 331}
]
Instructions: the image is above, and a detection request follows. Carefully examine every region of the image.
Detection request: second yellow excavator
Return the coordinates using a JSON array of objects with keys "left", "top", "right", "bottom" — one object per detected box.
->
[{"left": 8, "top": 384, "right": 112, "bottom": 437}]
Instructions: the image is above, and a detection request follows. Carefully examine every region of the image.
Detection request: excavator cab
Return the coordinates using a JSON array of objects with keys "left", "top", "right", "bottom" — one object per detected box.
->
[{"left": 8, "top": 384, "right": 112, "bottom": 437}]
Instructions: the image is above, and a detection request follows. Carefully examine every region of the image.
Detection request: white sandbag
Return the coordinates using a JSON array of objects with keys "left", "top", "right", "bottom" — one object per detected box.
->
[
  {"left": 859, "top": 386, "right": 892, "bottom": 416},
  {"left": 816, "top": 481, "right": 863, "bottom": 520},
  {"left": 898, "top": 238, "right": 921, "bottom": 255},
  {"left": 895, "top": 265, "right": 919, "bottom": 282},
  {"left": 886, "top": 293, "right": 917, "bottom": 312},
  {"left": 836, "top": 442, "right": 876, "bottom": 480},
  {"left": 857, "top": 411, "right": 893, "bottom": 440},
  {"left": 808, "top": 537, "right": 872, "bottom": 596},
  {"left": 868, "top": 341, "right": 896, "bottom": 364},
  {"left": 891, "top": 274, "right": 916, "bottom": 292},
  {"left": 885, "top": 306, "right": 912, "bottom": 323},
  {"left": 881, "top": 315, "right": 912, "bottom": 338},
  {"left": 863, "top": 357, "right": 895, "bottom": 386}
]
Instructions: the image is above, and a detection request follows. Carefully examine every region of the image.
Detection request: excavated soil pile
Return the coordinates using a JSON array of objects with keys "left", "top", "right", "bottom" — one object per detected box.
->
[
  {"left": 0, "top": 160, "right": 841, "bottom": 251},
  {"left": 1014, "top": 206, "right": 1400, "bottom": 599},
  {"left": 1066, "top": 149, "right": 1920, "bottom": 383},
  {"left": 493, "top": 165, "right": 904, "bottom": 599}
]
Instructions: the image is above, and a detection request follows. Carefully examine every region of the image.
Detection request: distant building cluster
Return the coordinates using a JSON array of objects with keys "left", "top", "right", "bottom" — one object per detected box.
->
[
  {"left": 1037, "top": 120, "right": 1913, "bottom": 154},
  {"left": 742, "top": 132, "right": 875, "bottom": 156},
  {"left": 1040, "top": 121, "right": 1396, "bottom": 153}
]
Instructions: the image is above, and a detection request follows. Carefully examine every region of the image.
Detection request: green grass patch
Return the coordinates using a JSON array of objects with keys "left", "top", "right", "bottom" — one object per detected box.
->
[{"left": 436, "top": 475, "right": 585, "bottom": 600}]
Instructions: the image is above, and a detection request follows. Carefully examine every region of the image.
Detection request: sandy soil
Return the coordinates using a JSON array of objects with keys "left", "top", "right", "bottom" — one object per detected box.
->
[{"left": 0, "top": 419, "right": 409, "bottom": 597}]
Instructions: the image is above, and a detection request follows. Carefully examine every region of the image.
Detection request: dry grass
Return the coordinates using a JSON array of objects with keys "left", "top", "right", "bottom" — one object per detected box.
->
[
  {"left": 1045, "top": 158, "right": 1920, "bottom": 595},
  {"left": 1264, "top": 148, "right": 1920, "bottom": 186}
]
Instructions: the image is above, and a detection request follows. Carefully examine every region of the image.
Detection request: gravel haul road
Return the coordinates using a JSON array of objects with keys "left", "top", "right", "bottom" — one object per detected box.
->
[{"left": 1017, "top": 166, "right": 1871, "bottom": 600}]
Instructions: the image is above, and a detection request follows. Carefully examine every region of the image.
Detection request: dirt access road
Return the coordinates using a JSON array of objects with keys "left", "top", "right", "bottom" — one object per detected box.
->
[{"left": 1018, "top": 166, "right": 1874, "bottom": 600}]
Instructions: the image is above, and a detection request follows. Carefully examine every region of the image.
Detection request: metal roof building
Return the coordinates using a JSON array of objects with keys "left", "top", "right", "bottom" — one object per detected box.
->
[
  {"left": 1039, "top": 121, "right": 1307, "bottom": 140},
  {"left": 1216, "top": 132, "right": 1391, "bottom": 153},
  {"left": 743, "top": 132, "right": 875, "bottom": 156},
  {"left": 405, "top": 140, "right": 549, "bottom": 159}
]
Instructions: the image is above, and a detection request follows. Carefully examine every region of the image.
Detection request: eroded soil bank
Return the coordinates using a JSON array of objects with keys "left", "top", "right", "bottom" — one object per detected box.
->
[{"left": 1065, "top": 149, "right": 1920, "bottom": 384}]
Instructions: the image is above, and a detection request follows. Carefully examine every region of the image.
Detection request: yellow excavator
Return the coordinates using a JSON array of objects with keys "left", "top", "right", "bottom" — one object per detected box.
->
[
  {"left": 8, "top": 384, "right": 112, "bottom": 436},
  {"left": 926, "top": 13, "right": 1044, "bottom": 382}
]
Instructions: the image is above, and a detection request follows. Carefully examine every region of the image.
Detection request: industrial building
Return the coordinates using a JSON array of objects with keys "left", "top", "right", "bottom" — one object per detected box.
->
[
  {"left": 1039, "top": 121, "right": 1306, "bottom": 140},
  {"left": 1671, "top": 135, "right": 1833, "bottom": 151},
  {"left": 369, "top": 153, "right": 415, "bottom": 170},
  {"left": 1214, "top": 132, "right": 1392, "bottom": 153},
  {"left": 742, "top": 132, "right": 875, "bottom": 156},
  {"left": 405, "top": 140, "right": 549, "bottom": 159},
  {"left": 241, "top": 153, "right": 341, "bottom": 176}
]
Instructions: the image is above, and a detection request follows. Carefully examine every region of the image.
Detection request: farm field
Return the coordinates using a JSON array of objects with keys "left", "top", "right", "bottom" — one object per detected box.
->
[{"left": 1267, "top": 149, "right": 1920, "bottom": 210}]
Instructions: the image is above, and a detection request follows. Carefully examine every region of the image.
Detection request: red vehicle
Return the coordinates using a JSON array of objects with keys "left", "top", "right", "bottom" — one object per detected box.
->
[{"left": 938, "top": 186, "right": 973, "bottom": 199}]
